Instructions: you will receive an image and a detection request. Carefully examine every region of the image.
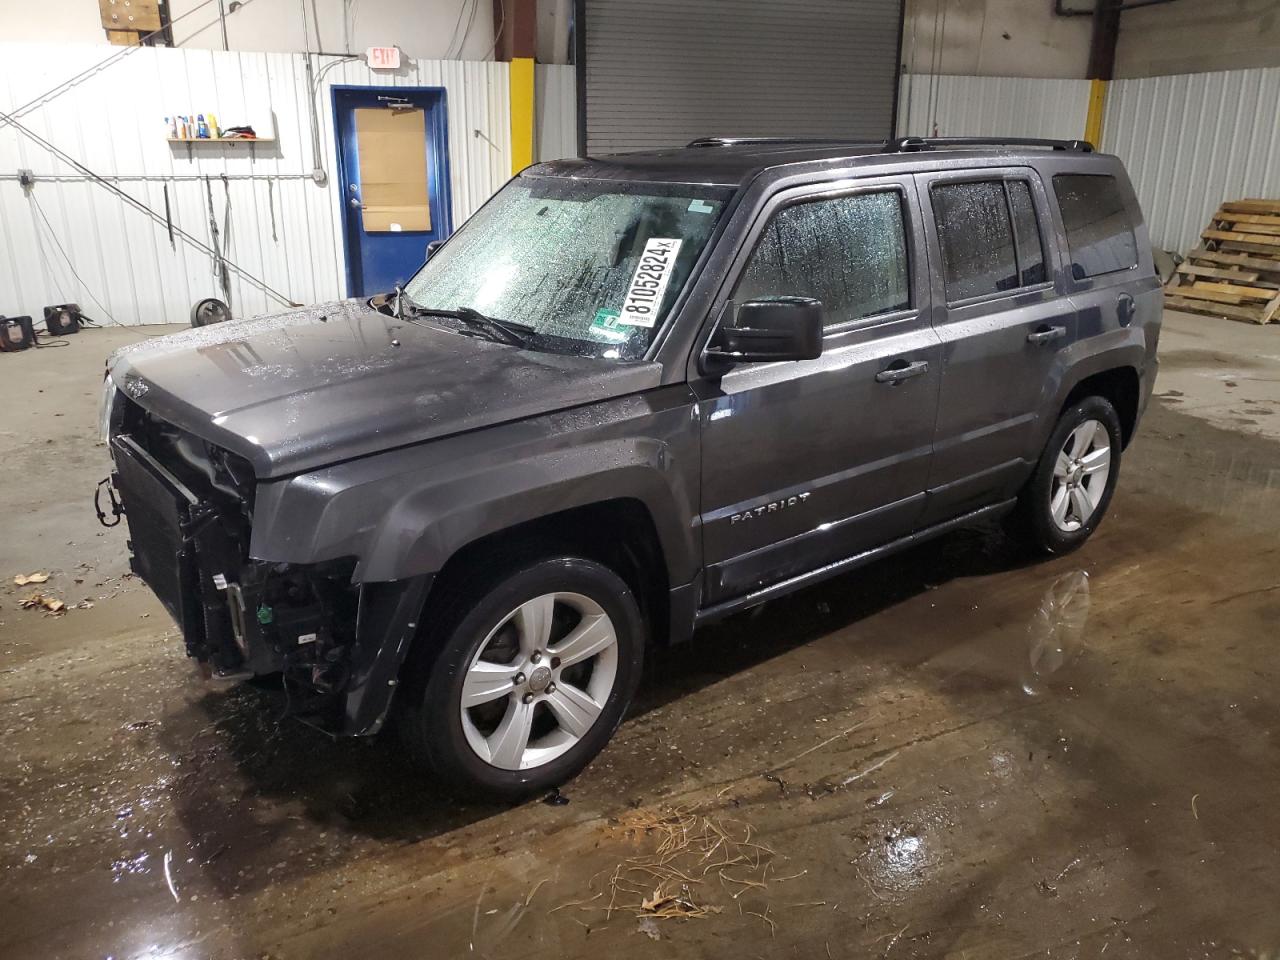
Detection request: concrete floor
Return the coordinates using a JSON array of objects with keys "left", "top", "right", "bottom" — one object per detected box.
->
[{"left": 2, "top": 311, "right": 1279, "bottom": 959}]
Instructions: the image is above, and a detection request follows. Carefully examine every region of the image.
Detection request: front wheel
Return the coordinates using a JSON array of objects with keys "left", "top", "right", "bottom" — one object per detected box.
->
[
  {"left": 400, "top": 557, "right": 645, "bottom": 802},
  {"left": 1008, "top": 396, "right": 1123, "bottom": 555}
]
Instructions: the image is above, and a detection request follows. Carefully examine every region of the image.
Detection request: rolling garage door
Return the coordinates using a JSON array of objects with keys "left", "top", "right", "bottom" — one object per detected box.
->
[{"left": 581, "top": 0, "right": 904, "bottom": 155}]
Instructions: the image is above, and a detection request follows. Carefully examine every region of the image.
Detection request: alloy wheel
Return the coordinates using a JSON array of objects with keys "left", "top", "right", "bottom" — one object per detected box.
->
[
  {"left": 1050, "top": 418, "right": 1112, "bottom": 533},
  {"left": 459, "top": 592, "right": 619, "bottom": 771}
]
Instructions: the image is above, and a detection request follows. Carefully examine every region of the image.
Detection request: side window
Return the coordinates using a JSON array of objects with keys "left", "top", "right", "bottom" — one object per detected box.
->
[
  {"left": 1008, "top": 181, "right": 1047, "bottom": 286},
  {"left": 733, "top": 190, "right": 911, "bottom": 328},
  {"left": 932, "top": 179, "right": 1049, "bottom": 301},
  {"left": 932, "top": 181, "right": 1017, "bottom": 300},
  {"left": 1053, "top": 174, "right": 1139, "bottom": 279}
]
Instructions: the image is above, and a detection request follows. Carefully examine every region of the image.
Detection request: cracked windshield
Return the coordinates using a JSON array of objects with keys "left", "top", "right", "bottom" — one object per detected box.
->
[{"left": 403, "top": 176, "right": 731, "bottom": 358}]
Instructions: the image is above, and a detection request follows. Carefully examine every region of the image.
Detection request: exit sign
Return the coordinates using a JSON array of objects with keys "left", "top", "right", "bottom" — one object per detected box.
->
[{"left": 366, "top": 46, "right": 401, "bottom": 70}]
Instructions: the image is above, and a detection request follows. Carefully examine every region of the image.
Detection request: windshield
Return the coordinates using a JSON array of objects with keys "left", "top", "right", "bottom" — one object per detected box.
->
[{"left": 403, "top": 176, "right": 732, "bottom": 359}]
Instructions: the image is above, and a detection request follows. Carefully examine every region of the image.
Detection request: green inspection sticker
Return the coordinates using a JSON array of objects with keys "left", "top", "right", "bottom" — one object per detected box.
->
[{"left": 588, "top": 308, "right": 630, "bottom": 343}]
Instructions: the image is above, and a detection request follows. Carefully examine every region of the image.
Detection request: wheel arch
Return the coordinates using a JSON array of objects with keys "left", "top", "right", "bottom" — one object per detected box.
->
[
  {"left": 1059, "top": 365, "right": 1141, "bottom": 448},
  {"left": 423, "top": 497, "right": 674, "bottom": 648}
]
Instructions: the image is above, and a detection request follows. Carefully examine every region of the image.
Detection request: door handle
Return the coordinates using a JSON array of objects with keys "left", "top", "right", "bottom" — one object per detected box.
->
[
  {"left": 875, "top": 359, "right": 929, "bottom": 384},
  {"left": 1117, "top": 294, "right": 1136, "bottom": 327},
  {"left": 1027, "top": 325, "right": 1066, "bottom": 345}
]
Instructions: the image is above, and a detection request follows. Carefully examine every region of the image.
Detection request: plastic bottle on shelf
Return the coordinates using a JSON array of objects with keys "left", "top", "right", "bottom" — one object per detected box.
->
[
  {"left": 208, "top": 113, "right": 219, "bottom": 139},
  {"left": 197, "top": 114, "right": 210, "bottom": 138},
  {"left": 165, "top": 116, "right": 177, "bottom": 139}
]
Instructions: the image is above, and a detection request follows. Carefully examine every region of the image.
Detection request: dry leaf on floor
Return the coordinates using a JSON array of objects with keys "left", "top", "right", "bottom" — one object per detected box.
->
[
  {"left": 13, "top": 572, "right": 50, "bottom": 586},
  {"left": 20, "top": 592, "right": 66, "bottom": 614}
]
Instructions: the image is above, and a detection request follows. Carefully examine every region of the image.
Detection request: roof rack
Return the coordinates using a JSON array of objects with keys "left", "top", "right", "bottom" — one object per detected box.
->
[
  {"left": 888, "top": 136, "right": 1094, "bottom": 153},
  {"left": 686, "top": 136, "right": 888, "bottom": 149},
  {"left": 684, "top": 135, "right": 1095, "bottom": 154}
]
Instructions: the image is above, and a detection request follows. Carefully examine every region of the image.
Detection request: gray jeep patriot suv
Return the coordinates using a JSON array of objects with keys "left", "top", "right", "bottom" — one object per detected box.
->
[{"left": 100, "top": 136, "right": 1161, "bottom": 800}]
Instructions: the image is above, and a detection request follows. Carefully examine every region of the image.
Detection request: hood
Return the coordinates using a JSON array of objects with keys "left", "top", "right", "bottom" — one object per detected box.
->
[{"left": 108, "top": 299, "right": 662, "bottom": 478}]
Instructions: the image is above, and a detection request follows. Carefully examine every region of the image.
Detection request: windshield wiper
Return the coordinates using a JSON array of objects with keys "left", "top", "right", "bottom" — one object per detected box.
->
[
  {"left": 399, "top": 301, "right": 533, "bottom": 348},
  {"left": 455, "top": 307, "right": 535, "bottom": 348}
]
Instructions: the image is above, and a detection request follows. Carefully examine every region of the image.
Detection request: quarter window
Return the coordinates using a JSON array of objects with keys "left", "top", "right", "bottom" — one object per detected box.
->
[
  {"left": 733, "top": 190, "right": 911, "bottom": 328},
  {"left": 1053, "top": 174, "right": 1139, "bottom": 279},
  {"left": 932, "top": 179, "right": 1048, "bottom": 301},
  {"left": 1008, "top": 181, "right": 1047, "bottom": 286}
]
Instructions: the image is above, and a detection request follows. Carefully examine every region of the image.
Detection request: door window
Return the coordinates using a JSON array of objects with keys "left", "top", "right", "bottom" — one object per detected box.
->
[
  {"left": 1053, "top": 174, "right": 1138, "bottom": 279},
  {"left": 354, "top": 107, "right": 431, "bottom": 233},
  {"left": 733, "top": 190, "right": 910, "bottom": 329},
  {"left": 932, "top": 179, "right": 1048, "bottom": 301}
]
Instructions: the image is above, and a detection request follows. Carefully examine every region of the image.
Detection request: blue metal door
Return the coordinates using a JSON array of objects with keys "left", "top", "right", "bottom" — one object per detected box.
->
[{"left": 333, "top": 86, "right": 453, "bottom": 298}]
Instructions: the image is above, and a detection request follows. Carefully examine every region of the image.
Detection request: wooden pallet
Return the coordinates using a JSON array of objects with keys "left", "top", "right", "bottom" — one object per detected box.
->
[{"left": 1165, "top": 199, "right": 1280, "bottom": 324}]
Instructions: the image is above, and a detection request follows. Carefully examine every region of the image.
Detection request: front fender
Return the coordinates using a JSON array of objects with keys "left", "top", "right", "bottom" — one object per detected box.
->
[
  {"left": 249, "top": 389, "right": 700, "bottom": 585},
  {"left": 367, "top": 441, "right": 691, "bottom": 581}
]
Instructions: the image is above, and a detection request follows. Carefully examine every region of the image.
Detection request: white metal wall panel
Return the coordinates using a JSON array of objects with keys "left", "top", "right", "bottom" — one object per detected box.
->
[
  {"left": 896, "top": 73, "right": 1092, "bottom": 141},
  {"left": 535, "top": 64, "right": 578, "bottom": 162},
  {"left": 0, "top": 43, "right": 511, "bottom": 326},
  {"left": 1103, "top": 66, "right": 1280, "bottom": 255},
  {"left": 584, "top": 0, "right": 903, "bottom": 155}
]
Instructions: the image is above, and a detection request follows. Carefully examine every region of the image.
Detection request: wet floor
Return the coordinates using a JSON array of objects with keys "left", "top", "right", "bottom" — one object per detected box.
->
[{"left": 4, "top": 319, "right": 1280, "bottom": 958}]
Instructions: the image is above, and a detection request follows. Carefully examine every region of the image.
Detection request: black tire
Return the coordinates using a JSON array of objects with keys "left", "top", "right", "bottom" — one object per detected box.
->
[
  {"left": 1007, "top": 395, "right": 1123, "bottom": 555},
  {"left": 400, "top": 556, "right": 645, "bottom": 802}
]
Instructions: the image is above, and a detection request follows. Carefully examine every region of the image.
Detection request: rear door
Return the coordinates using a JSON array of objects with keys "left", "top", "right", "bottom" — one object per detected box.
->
[
  {"left": 916, "top": 167, "right": 1078, "bottom": 524},
  {"left": 695, "top": 176, "right": 940, "bottom": 604}
]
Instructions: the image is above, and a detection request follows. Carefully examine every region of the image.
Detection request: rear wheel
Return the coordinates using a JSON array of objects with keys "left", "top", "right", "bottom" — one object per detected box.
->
[
  {"left": 401, "top": 557, "right": 645, "bottom": 802},
  {"left": 1008, "top": 396, "right": 1122, "bottom": 555}
]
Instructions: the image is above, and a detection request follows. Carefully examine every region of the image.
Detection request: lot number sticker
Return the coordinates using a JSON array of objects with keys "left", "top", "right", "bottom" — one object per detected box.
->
[{"left": 618, "top": 238, "right": 683, "bottom": 327}]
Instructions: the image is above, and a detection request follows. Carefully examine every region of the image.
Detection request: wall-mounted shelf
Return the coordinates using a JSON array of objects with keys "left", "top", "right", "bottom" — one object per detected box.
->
[{"left": 166, "top": 137, "right": 276, "bottom": 144}]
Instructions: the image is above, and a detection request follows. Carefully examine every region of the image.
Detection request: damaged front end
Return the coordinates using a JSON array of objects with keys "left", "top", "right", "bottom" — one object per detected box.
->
[{"left": 103, "top": 396, "right": 427, "bottom": 735}]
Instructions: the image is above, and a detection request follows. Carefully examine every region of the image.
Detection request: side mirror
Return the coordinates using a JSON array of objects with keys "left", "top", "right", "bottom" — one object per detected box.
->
[
  {"left": 705, "top": 297, "right": 824, "bottom": 367},
  {"left": 425, "top": 239, "right": 443, "bottom": 261}
]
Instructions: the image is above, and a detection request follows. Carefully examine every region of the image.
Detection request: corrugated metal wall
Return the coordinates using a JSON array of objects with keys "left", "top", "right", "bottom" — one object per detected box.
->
[
  {"left": 534, "top": 64, "right": 578, "bottom": 162},
  {"left": 896, "top": 73, "right": 1092, "bottom": 141},
  {"left": 0, "top": 43, "right": 511, "bottom": 326},
  {"left": 1104, "top": 66, "right": 1280, "bottom": 255},
  {"left": 582, "top": 0, "right": 902, "bottom": 154}
]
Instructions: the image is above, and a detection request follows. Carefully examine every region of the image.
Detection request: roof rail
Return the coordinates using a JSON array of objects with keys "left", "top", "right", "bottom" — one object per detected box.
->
[
  {"left": 686, "top": 136, "right": 888, "bottom": 149},
  {"left": 888, "top": 136, "right": 1094, "bottom": 153}
]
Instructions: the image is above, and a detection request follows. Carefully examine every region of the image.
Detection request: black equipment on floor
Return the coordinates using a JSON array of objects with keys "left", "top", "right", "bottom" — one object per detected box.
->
[
  {"left": 191, "top": 297, "right": 232, "bottom": 327},
  {"left": 0, "top": 316, "right": 35, "bottom": 352},
  {"left": 43, "top": 304, "right": 82, "bottom": 336}
]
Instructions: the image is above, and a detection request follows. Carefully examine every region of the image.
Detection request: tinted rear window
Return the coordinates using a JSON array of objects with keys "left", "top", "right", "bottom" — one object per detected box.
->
[{"left": 1053, "top": 174, "right": 1139, "bottom": 279}]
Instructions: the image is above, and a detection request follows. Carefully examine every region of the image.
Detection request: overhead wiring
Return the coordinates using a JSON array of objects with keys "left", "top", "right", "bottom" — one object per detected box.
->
[
  {"left": 457, "top": 0, "right": 483, "bottom": 59},
  {"left": 444, "top": 0, "right": 478, "bottom": 59},
  {"left": 484, "top": 0, "right": 507, "bottom": 61},
  {"left": 927, "top": 0, "right": 950, "bottom": 137}
]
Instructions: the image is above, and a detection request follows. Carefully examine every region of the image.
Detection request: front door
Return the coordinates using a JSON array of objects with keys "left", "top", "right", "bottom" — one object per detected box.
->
[
  {"left": 695, "top": 178, "right": 940, "bottom": 605},
  {"left": 333, "top": 86, "right": 453, "bottom": 297}
]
